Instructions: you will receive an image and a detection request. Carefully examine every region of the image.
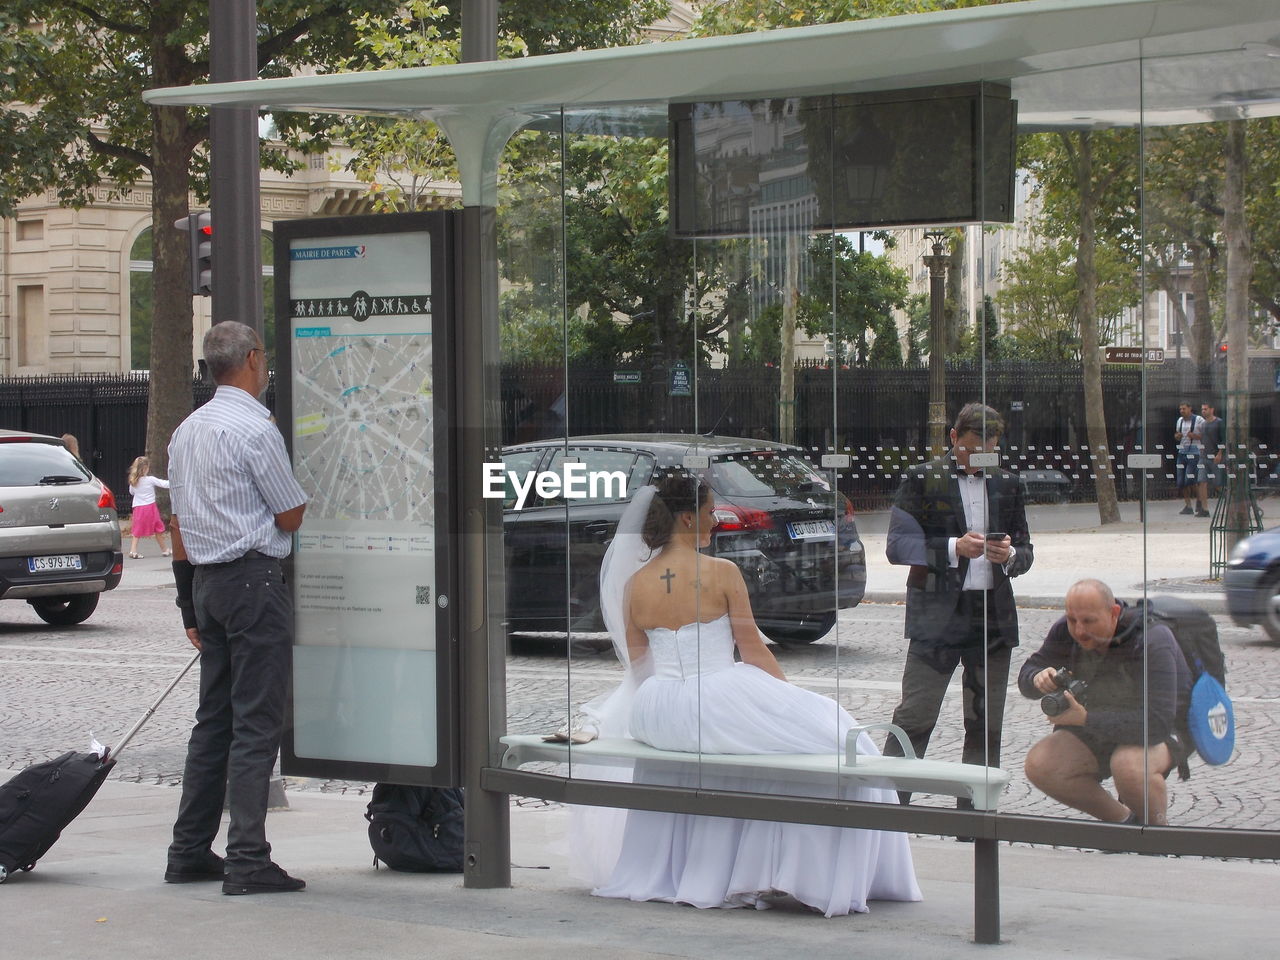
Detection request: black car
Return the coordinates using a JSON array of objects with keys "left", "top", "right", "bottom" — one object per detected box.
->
[{"left": 499, "top": 435, "right": 866, "bottom": 645}]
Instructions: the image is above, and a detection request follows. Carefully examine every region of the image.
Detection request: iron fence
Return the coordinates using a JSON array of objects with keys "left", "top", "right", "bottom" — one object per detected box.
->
[{"left": 4, "top": 359, "right": 1275, "bottom": 513}]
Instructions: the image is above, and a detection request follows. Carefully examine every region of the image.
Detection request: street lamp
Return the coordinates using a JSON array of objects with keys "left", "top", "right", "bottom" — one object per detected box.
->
[{"left": 838, "top": 111, "right": 891, "bottom": 227}]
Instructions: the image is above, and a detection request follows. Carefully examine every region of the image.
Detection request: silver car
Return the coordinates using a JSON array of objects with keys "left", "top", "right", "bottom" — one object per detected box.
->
[{"left": 0, "top": 429, "right": 123, "bottom": 625}]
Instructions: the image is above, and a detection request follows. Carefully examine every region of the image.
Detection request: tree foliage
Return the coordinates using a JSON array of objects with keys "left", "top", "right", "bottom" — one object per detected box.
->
[
  {"left": 0, "top": 1, "right": 403, "bottom": 470},
  {"left": 794, "top": 235, "right": 909, "bottom": 364},
  {"left": 690, "top": 0, "right": 1012, "bottom": 36}
]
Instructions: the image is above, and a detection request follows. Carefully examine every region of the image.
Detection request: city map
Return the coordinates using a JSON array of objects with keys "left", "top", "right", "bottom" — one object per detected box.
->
[{"left": 291, "top": 329, "right": 434, "bottom": 528}]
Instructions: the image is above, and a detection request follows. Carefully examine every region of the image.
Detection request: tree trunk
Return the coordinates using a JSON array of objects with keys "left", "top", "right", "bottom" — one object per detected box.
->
[
  {"left": 778, "top": 233, "right": 798, "bottom": 444},
  {"left": 1076, "top": 132, "right": 1122, "bottom": 525},
  {"left": 1188, "top": 241, "right": 1214, "bottom": 366},
  {"left": 1223, "top": 119, "right": 1254, "bottom": 548},
  {"left": 145, "top": 102, "right": 197, "bottom": 477}
]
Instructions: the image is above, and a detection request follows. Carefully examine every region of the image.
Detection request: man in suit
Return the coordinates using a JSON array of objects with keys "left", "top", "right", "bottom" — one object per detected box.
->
[{"left": 884, "top": 403, "right": 1034, "bottom": 798}]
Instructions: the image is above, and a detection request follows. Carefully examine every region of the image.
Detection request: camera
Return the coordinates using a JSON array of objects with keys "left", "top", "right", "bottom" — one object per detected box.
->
[{"left": 1040, "top": 667, "right": 1088, "bottom": 716}]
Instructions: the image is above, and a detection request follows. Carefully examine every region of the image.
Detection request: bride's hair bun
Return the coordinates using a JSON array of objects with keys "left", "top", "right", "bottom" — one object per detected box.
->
[{"left": 643, "top": 470, "right": 707, "bottom": 550}]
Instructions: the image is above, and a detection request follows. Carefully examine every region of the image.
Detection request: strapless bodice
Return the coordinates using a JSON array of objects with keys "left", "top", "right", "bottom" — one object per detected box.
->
[{"left": 644, "top": 613, "right": 736, "bottom": 680}]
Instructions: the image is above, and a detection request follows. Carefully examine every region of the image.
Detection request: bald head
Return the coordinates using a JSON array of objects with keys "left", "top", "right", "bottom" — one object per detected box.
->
[
  {"left": 1065, "top": 579, "right": 1120, "bottom": 651},
  {"left": 1067, "top": 578, "right": 1114, "bottom": 608}
]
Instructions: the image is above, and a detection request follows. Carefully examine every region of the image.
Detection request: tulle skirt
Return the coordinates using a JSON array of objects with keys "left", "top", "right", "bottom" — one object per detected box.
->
[{"left": 591, "top": 663, "right": 922, "bottom": 916}]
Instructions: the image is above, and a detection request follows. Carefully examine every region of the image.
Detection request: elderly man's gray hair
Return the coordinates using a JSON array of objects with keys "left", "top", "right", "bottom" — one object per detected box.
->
[{"left": 202, "top": 321, "right": 261, "bottom": 383}]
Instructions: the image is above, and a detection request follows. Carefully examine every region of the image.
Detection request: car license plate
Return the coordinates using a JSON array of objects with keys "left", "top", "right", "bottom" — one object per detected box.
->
[
  {"left": 787, "top": 519, "right": 836, "bottom": 540},
  {"left": 28, "top": 554, "right": 83, "bottom": 573}
]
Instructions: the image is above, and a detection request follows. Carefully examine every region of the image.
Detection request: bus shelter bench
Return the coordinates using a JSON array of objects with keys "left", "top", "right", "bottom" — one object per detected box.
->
[{"left": 498, "top": 723, "right": 1010, "bottom": 811}]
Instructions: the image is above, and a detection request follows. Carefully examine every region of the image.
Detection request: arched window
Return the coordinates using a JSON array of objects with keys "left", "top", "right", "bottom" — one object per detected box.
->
[
  {"left": 127, "top": 228, "right": 276, "bottom": 371},
  {"left": 128, "top": 228, "right": 154, "bottom": 371}
]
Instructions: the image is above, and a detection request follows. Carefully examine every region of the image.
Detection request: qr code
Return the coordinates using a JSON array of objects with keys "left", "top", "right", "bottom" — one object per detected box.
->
[{"left": 415, "top": 585, "right": 431, "bottom": 605}]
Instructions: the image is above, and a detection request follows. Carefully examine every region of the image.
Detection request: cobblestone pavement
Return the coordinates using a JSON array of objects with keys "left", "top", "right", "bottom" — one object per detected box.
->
[{"left": 4, "top": 569, "right": 1279, "bottom": 831}]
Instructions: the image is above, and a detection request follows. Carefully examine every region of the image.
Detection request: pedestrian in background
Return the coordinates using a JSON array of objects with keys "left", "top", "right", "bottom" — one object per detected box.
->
[
  {"left": 1173, "top": 402, "right": 1209, "bottom": 517},
  {"left": 126, "top": 455, "right": 171, "bottom": 559},
  {"left": 1200, "top": 402, "right": 1225, "bottom": 498}
]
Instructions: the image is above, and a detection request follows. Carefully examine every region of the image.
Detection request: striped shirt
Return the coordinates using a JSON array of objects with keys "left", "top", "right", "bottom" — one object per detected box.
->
[{"left": 168, "top": 386, "right": 307, "bottom": 565}]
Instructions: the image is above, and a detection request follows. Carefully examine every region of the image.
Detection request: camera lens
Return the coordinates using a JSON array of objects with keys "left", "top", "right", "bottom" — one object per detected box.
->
[{"left": 1040, "top": 692, "right": 1066, "bottom": 716}]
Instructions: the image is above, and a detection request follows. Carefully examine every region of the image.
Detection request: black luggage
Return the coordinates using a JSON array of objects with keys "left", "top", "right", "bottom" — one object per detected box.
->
[
  {"left": 0, "top": 652, "right": 199, "bottom": 884},
  {"left": 365, "top": 783, "right": 465, "bottom": 872}
]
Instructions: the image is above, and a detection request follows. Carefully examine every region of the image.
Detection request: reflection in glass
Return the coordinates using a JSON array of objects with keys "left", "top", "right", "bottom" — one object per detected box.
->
[
  {"left": 882, "top": 403, "right": 1033, "bottom": 798},
  {"left": 1018, "top": 581, "right": 1191, "bottom": 826}
]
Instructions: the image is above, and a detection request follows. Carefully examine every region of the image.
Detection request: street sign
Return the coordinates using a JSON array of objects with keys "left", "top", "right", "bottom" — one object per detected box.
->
[
  {"left": 613, "top": 370, "right": 642, "bottom": 383},
  {"left": 669, "top": 360, "right": 692, "bottom": 396},
  {"left": 1105, "top": 346, "right": 1165, "bottom": 364}
]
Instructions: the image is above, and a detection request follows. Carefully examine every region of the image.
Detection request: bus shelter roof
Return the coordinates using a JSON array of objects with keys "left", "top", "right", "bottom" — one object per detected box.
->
[{"left": 144, "top": 0, "right": 1280, "bottom": 201}]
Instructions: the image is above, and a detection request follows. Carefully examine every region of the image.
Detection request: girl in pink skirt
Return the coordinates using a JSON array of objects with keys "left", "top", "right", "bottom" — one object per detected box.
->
[{"left": 127, "top": 455, "right": 171, "bottom": 559}]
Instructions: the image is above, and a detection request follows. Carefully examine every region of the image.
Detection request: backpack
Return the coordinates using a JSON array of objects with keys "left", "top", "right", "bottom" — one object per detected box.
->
[
  {"left": 365, "top": 783, "right": 465, "bottom": 872},
  {"left": 1135, "top": 596, "right": 1235, "bottom": 778}
]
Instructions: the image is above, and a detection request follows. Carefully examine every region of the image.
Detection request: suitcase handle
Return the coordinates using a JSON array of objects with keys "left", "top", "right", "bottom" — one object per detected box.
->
[{"left": 106, "top": 651, "right": 200, "bottom": 764}]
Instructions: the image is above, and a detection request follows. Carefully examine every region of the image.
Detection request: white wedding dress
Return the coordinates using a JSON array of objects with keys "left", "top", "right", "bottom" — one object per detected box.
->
[{"left": 591, "top": 613, "right": 922, "bottom": 916}]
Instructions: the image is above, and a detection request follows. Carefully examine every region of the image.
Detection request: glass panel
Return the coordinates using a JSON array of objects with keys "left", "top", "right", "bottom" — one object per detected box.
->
[
  {"left": 1000, "top": 52, "right": 1152, "bottom": 828},
  {"left": 496, "top": 31, "right": 1280, "bottom": 888},
  {"left": 1136, "top": 35, "right": 1280, "bottom": 831},
  {"left": 498, "top": 111, "right": 573, "bottom": 777}
]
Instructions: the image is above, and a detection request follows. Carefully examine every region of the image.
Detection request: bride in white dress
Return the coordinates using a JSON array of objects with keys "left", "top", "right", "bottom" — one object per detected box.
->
[{"left": 578, "top": 472, "right": 921, "bottom": 917}]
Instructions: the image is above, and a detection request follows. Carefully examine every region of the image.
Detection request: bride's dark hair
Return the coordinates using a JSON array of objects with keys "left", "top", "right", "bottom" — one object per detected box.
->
[{"left": 643, "top": 470, "right": 708, "bottom": 550}]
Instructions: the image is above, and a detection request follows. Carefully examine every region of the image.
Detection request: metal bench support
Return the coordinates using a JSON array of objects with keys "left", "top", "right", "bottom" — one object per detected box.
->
[{"left": 975, "top": 837, "right": 1000, "bottom": 944}]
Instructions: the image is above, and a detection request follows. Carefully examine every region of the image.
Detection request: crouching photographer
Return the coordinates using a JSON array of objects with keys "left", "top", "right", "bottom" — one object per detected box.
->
[{"left": 1018, "top": 579, "right": 1190, "bottom": 825}]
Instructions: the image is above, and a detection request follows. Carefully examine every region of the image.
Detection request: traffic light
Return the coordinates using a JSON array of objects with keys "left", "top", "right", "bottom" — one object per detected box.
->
[{"left": 174, "top": 211, "right": 212, "bottom": 296}]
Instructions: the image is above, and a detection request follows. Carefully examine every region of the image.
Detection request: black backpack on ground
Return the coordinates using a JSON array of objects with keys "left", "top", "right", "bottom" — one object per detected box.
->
[
  {"left": 365, "top": 783, "right": 465, "bottom": 872},
  {"left": 1133, "top": 596, "right": 1233, "bottom": 779}
]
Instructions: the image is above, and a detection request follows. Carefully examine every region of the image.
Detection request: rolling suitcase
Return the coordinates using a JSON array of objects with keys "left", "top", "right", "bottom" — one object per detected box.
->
[{"left": 0, "top": 652, "right": 199, "bottom": 883}]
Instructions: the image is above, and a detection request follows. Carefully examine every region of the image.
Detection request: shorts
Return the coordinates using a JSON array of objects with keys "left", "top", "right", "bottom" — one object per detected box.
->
[
  {"left": 1060, "top": 726, "right": 1187, "bottom": 781},
  {"left": 1176, "top": 449, "right": 1206, "bottom": 488}
]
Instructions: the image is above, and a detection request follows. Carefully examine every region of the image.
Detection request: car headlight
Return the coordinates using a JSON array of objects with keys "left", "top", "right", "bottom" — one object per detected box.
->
[{"left": 1228, "top": 540, "right": 1250, "bottom": 563}]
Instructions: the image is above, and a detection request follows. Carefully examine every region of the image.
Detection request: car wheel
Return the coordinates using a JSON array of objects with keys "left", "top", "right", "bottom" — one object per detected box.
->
[
  {"left": 761, "top": 612, "right": 837, "bottom": 646},
  {"left": 29, "top": 593, "right": 100, "bottom": 626},
  {"left": 1261, "top": 570, "right": 1280, "bottom": 642}
]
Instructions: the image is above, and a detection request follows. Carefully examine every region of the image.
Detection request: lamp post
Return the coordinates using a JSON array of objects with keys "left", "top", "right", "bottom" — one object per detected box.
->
[{"left": 922, "top": 232, "right": 950, "bottom": 455}]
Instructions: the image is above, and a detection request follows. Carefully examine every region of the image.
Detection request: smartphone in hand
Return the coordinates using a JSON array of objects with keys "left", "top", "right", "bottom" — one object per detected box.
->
[{"left": 985, "top": 531, "right": 1007, "bottom": 541}]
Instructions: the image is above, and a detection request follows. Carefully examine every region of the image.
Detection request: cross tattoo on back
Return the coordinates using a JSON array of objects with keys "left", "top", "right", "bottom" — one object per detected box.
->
[{"left": 660, "top": 568, "right": 675, "bottom": 593}]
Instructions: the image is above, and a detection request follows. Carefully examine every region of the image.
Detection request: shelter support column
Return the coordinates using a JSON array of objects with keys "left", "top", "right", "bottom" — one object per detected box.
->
[{"left": 457, "top": 201, "right": 511, "bottom": 889}]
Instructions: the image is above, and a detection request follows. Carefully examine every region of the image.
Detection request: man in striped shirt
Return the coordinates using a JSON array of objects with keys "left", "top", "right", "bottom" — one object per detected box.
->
[{"left": 164, "top": 321, "right": 309, "bottom": 896}]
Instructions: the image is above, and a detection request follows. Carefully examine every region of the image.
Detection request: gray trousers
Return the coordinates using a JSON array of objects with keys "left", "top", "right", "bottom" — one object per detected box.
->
[
  {"left": 169, "top": 552, "right": 292, "bottom": 869},
  {"left": 885, "top": 592, "right": 1013, "bottom": 805}
]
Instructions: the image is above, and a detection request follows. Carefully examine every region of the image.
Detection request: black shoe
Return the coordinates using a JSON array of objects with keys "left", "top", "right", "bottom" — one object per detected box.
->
[
  {"left": 164, "top": 851, "right": 226, "bottom": 883},
  {"left": 222, "top": 862, "right": 306, "bottom": 896},
  {"left": 1179, "top": 506, "right": 1194, "bottom": 515},
  {"left": 1196, "top": 508, "right": 1210, "bottom": 517}
]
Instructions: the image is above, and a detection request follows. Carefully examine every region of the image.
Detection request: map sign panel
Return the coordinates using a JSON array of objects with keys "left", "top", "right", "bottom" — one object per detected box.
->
[
  {"left": 285, "top": 228, "right": 441, "bottom": 769},
  {"left": 287, "top": 231, "right": 436, "bottom": 655}
]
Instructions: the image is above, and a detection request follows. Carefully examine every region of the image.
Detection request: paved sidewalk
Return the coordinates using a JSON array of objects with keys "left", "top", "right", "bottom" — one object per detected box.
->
[
  {"left": 2, "top": 777, "right": 1277, "bottom": 960},
  {"left": 858, "top": 498, "right": 1234, "bottom": 612}
]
